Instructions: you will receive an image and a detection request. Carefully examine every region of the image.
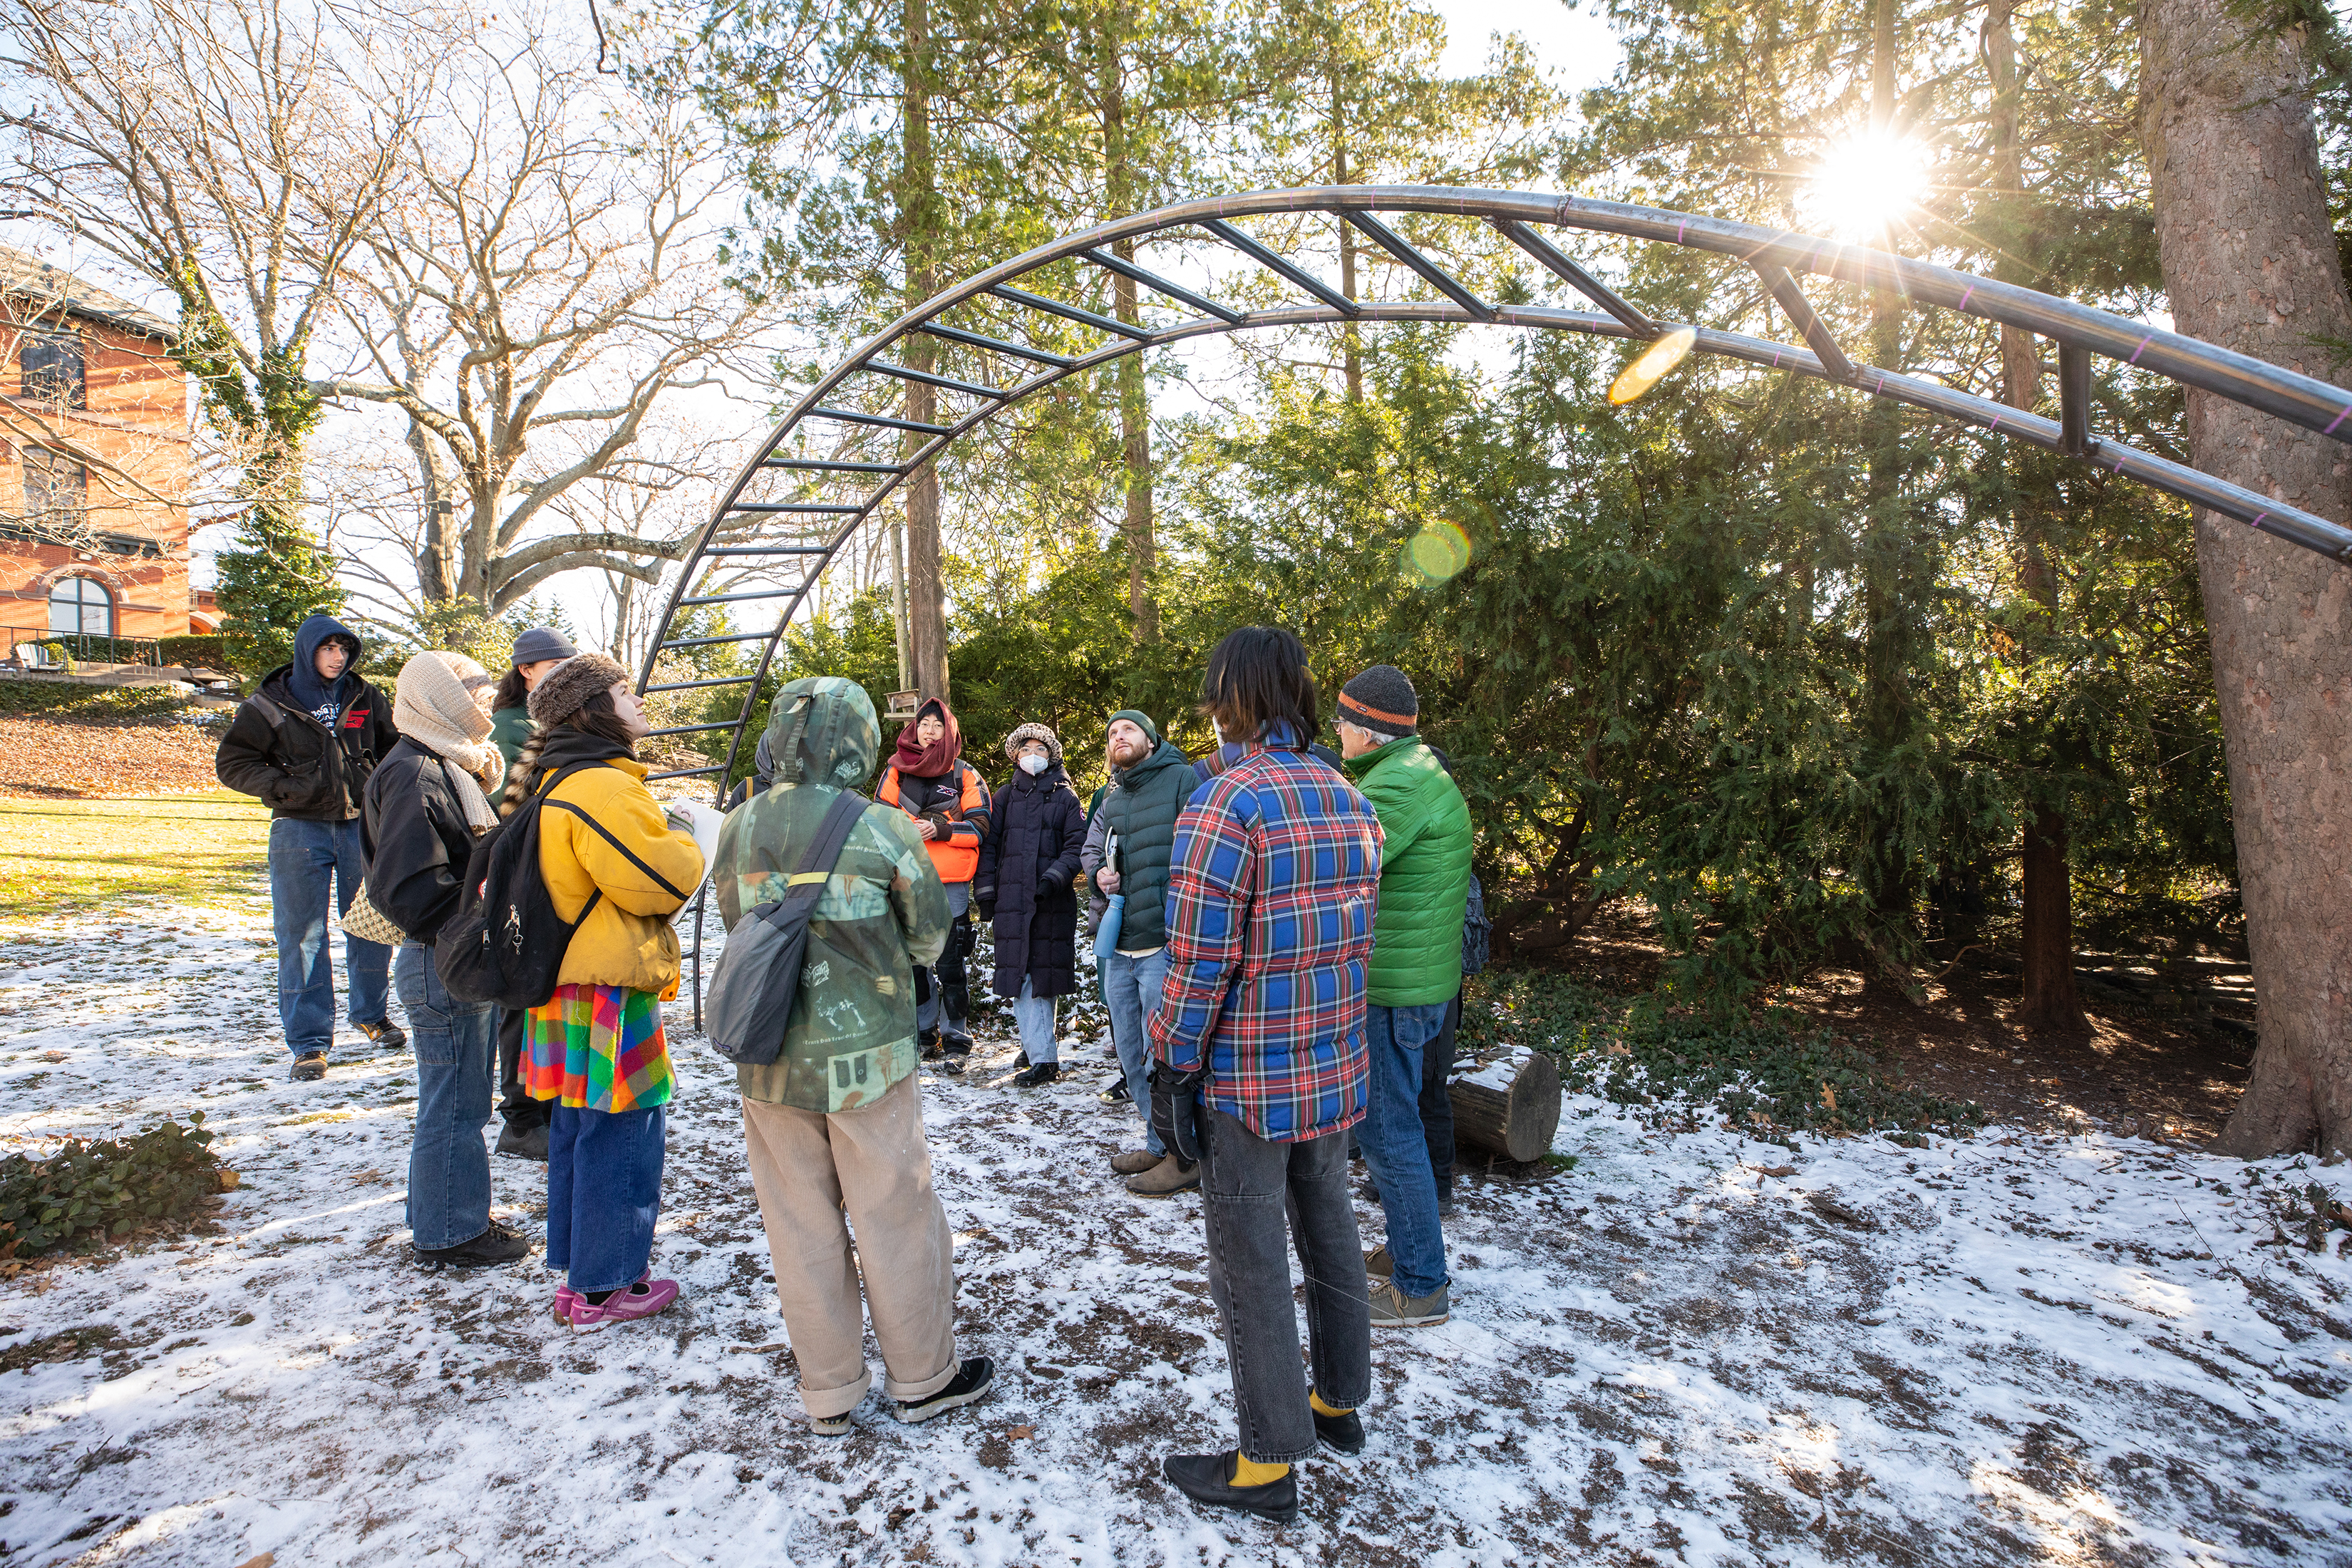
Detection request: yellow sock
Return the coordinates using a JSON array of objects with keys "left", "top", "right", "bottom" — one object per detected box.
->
[
  {"left": 1231, "top": 1452, "right": 1291, "bottom": 1487},
  {"left": 1309, "top": 1391, "right": 1353, "bottom": 1418}
]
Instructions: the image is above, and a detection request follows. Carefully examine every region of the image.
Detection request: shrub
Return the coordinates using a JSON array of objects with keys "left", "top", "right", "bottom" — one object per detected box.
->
[
  {"left": 1458, "top": 970, "right": 1982, "bottom": 1143},
  {"left": 0, "top": 1114, "right": 224, "bottom": 1258},
  {"left": 0, "top": 681, "right": 197, "bottom": 723},
  {"left": 154, "top": 634, "right": 232, "bottom": 672}
]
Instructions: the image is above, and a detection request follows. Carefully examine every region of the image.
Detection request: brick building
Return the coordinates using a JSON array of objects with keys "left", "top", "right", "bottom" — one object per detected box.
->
[{"left": 0, "top": 245, "right": 200, "bottom": 661}]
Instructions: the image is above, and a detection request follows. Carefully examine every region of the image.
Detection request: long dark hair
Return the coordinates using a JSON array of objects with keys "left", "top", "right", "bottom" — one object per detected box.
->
[
  {"left": 1199, "top": 626, "right": 1317, "bottom": 747},
  {"left": 500, "top": 689, "right": 639, "bottom": 815},
  {"left": 490, "top": 665, "right": 530, "bottom": 713}
]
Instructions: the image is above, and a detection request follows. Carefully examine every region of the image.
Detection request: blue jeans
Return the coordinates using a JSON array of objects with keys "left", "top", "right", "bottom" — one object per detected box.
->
[
  {"left": 1358, "top": 1001, "right": 1451, "bottom": 1299},
  {"left": 1014, "top": 976, "right": 1057, "bottom": 1063},
  {"left": 547, "top": 1103, "right": 666, "bottom": 1293},
  {"left": 1103, "top": 946, "right": 1172, "bottom": 1155},
  {"left": 396, "top": 943, "right": 496, "bottom": 1251},
  {"left": 268, "top": 817, "right": 390, "bottom": 1056}
]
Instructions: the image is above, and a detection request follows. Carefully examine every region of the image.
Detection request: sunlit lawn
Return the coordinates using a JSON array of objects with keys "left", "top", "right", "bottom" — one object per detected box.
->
[{"left": 0, "top": 790, "right": 272, "bottom": 921}]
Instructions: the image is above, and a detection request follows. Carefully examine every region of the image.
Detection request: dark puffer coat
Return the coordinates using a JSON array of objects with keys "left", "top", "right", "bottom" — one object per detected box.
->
[
  {"left": 976, "top": 763, "right": 1086, "bottom": 999},
  {"left": 1101, "top": 738, "right": 1197, "bottom": 954}
]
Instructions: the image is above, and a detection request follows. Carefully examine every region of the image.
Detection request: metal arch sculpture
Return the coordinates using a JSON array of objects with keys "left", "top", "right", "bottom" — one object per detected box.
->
[{"left": 633, "top": 184, "right": 2352, "bottom": 1015}]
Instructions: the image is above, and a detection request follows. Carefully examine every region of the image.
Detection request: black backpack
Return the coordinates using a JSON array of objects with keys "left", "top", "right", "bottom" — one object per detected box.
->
[
  {"left": 434, "top": 760, "right": 631, "bottom": 1009},
  {"left": 702, "top": 790, "right": 868, "bottom": 1066}
]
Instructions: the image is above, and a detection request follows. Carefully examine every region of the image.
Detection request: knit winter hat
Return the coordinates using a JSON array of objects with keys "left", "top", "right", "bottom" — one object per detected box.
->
[
  {"left": 1108, "top": 708, "right": 1160, "bottom": 747},
  {"left": 510, "top": 626, "right": 578, "bottom": 667},
  {"left": 394, "top": 650, "right": 493, "bottom": 745},
  {"left": 1338, "top": 664, "right": 1418, "bottom": 738},
  {"left": 527, "top": 652, "right": 631, "bottom": 728},
  {"left": 1004, "top": 721, "right": 1064, "bottom": 765}
]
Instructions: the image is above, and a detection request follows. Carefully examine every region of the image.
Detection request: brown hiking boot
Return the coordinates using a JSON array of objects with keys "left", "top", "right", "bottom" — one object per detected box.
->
[
  {"left": 1364, "top": 1245, "right": 1392, "bottom": 1282},
  {"left": 1110, "top": 1148, "right": 1161, "bottom": 1176},
  {"left": 1125, "top": 1154, "right": 1200, "bottom": 1197}
]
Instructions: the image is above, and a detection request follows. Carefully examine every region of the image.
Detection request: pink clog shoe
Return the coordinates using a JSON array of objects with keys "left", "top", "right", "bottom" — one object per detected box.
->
[{"left": 562, "top": 1274, "right": 680, "bottom": 1333}]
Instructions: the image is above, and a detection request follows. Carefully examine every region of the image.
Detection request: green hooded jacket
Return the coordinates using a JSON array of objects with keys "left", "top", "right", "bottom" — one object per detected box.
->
[
  {"left": 1344, "top": 736, "right": 1474, "bottom": 1007},
  {"left": 714, "top": 677, "right": 952, "bottom": 1111},
  {"left": 488, "top": 706, "right": 535, "bottom": 774}
]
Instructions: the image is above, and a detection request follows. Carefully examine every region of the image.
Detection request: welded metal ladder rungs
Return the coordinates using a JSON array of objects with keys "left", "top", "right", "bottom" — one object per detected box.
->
[
  {"left": 647, "top": 764, "right": 726, "bottom": 782},
  {"left": 865, "top": 360, "right": 1006, "bottom": 399},
  {"left": 1751, "top": 264, "right": 1858, "bottom": 383},
  {"left": 699, "top": 545, "right": 835, "bottom": 557},
  {"left": 657, "top": 629, "right": 782, "bottom": 651},
  {"left": 645, "top": 719, "right": 743, "bottom": 738},
  {"left": 1079, "top": 247, "right": 1243, "bottom": 324},
  {"left": 1343, "top": 210, "right": 1495, "bottom": 322},
  {"left": 917, "top": 321, "right": 1077, "bottom": 368},
  {"left": 761, "top": 458, "right": 904, "bottom": 473},
  {"left": 725, "top": 502, "right": 864, "bottom": 517},
  {"left": 644, "top": 674, "right": 760, "bottom": 693},
  {"left": 986, "top": 282, "right": 1155, "bottom": 342},
  {"left": 810, "top": 405, "right": 954, "bottom": 435},
  {"left": 675, "top": 584, "right": 813, "bottom": 608},
  {"left": 1200, "top": 218, "right": 1359, "bottom": 316},
  {"left": 1490, "top": 218, "right": 1660, "bottom": 337}
]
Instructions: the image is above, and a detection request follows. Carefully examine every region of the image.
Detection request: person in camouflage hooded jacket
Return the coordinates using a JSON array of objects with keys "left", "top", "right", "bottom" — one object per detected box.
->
[{"left": 713, "top": 677, "right": 991, "bottom": 1432}]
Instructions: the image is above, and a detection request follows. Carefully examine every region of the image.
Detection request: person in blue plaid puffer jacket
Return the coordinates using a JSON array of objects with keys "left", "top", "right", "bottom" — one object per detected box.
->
[{"left": 1145, "top": 626, "right": 1383, "bottom": 1526}]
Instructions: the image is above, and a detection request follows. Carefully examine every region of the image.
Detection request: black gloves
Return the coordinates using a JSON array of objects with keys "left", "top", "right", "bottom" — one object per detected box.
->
[
  {"left": 974, "top": 884, "right": 995, "bottom": 922},
  {"left": 1038, "top": 872, "right": 1063, "bottom": 897},
  {"left": 1149, "top": 1062, "right": 1209, "bottom": 1166}
]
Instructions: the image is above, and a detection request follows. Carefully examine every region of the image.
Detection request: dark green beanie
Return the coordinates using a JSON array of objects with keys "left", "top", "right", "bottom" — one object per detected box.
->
[{"left": 1110, "top": 708, "right": 1160, "bottom": 746}]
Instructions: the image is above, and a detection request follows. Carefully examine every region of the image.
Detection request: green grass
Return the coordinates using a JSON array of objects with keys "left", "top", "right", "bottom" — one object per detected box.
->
[
  {"left": 0, "top": 790, "right": 271, "bottom": 920},
  {"left": 1458, "top": 969, "right": 1984, "bottom": 1145}
]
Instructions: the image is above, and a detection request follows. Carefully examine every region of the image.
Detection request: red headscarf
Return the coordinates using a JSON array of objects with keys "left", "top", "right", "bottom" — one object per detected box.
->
[{"left": 891, "top": 696, "right": 963, "bottom": 777}]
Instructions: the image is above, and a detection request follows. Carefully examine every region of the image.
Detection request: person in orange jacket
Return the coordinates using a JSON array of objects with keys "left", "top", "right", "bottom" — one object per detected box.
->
[{"left": 876, "top": 697, "right": 991, "bottom": 1072}]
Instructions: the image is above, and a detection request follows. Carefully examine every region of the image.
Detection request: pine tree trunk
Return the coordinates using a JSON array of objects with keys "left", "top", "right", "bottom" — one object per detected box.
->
[
  {"left": 2018, "top": 808, "right": 2090, "bottom": 1033},
  {"left": 1103, "top": 49, "right": 1157, "bottom": 644},
  {"left": 899, "top": 0, "right": 950, "bottom": 701},
  {"left": 2141, "top": 0, "right": 2352, "bottom": 1157}
]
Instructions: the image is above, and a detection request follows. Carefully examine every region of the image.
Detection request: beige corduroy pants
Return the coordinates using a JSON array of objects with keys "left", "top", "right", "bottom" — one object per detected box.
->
[{"left": 739, "top": 1071, "right": 959, "bottom": 1418}]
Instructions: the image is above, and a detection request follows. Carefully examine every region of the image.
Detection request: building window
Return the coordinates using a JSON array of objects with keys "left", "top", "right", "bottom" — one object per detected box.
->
[
  {"left": 19, "top": 331, "right": 86, "bottom": 409},
  {"left": 48, "top": 576, "right": 113, "bottom": 636},
  {"left": 21, "top": 445, "right": 87, "bottom": 527}
]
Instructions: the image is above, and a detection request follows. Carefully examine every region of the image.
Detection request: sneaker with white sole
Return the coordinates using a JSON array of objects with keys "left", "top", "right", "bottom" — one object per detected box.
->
[{"left": 895, "top": 1356, "right": 994, "bottom": 1422}]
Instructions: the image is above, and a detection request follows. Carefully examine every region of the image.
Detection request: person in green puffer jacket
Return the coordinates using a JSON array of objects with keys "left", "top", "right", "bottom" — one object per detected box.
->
[
  {"left": 712, "top": 676, "right": 991, "bottom": 1435},
  {"left": 1088, "top": 709, "right": 1202, "bottom": 1189},
  {"left": 1336, "top": 665, "right": 1471, "bottom": 1330}
]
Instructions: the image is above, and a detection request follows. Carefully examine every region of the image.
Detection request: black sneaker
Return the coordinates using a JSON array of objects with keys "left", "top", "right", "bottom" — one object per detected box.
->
[
  {"left": 895, "top": 1355, "right": 994, "bottom": 1423},
  {"left": 1162, "top": 1450, "right": 1299, "bottom": 1525},
  {"left": 355, "top": 1018, "right": 407, "bottom": 1051},
  {"left": 1013, "top": 1049, "right": 1031, "bottom": 1070},
  {"left": 495, "top": 1120, "right": 550, "bottom": 1162},
  {"left": 415, "top": 1221, "right": 531, "bottom": 1269},
  {"left": 1013, "top": 1061, "right": 1059, "bottom": 1088},
  {"left": 1098, "top": 1078, "right": 1132, "bottom": 1105},
  {"left": 1313, "top": 1404, "right": 1363, "bottom": 1456},
  {"left": 291, "top": 1051, "right": 328, "bottom": 1081},
  {"left": 938, "top": 1046, "right": 969, "bottom": 1076}
]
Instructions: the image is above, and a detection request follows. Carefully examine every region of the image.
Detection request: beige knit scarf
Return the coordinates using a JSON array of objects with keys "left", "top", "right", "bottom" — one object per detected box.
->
[{"left": 393, "top": 651, "right": 505, "bottom": 833}]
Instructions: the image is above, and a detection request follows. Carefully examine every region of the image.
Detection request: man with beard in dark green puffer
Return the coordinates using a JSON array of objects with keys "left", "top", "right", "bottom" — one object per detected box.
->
[{"left": 1088, "top": 709, "right": 1203, "bottom": 1194}]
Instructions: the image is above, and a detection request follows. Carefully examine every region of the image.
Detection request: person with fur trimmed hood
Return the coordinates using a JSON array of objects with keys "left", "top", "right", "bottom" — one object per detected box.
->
[
  {"left": 505, "top": 654, "right": 706, "bottom": 1331},
  {"left": 975, "top": 722, "right": 1086, "bottom": 1087}
]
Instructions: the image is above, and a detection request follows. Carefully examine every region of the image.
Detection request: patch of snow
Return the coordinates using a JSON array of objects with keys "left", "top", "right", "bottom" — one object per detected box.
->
[{"left": 1, "top": 891, "right": 2346, "bottom": 1566}]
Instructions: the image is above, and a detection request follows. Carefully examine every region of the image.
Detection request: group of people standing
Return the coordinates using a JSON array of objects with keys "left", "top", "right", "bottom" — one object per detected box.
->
[{"left": 217, "top": 614, "right": 1478, "bottom": 1523}]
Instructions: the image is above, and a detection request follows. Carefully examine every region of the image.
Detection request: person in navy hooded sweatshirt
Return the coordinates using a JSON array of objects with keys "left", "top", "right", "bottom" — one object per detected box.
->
[{"left": 215, "top": 613, "right": 403, "bottom": 1080}]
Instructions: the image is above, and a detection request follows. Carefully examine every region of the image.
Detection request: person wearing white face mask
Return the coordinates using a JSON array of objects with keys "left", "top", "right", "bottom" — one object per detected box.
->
[{"left": 974, "top": 723, "right": 1087, "bottom": 1087}]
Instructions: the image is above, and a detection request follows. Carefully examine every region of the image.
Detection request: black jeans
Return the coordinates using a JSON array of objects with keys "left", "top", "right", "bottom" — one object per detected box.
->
[
  {"left": 1200, "top": 1108, "right": 1372, "bottom": 1464},
  {"left": 496, "top": 1008, "right": 548, "bottom": 1131},
  {"left": 1418, "top": 991, "right": 1460, "bottom": 1196}
]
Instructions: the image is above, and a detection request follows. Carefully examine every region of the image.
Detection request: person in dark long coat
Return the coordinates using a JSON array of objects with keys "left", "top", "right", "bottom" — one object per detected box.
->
[{"left": 975, "top": 722, "right": 1086, "bottom": 1087}]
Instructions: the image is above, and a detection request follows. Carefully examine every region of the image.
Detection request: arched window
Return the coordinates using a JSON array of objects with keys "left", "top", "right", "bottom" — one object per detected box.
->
[{"left": 48, "top": 577, "right": 112, "bottom": 636}]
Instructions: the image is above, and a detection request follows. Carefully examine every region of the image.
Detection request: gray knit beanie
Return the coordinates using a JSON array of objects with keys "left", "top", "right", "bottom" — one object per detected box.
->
[
  {"left": 510, "top": 626, "right": 578, "bottom": 666},
  {"left": 526, "top": 652, "right": 631, "bottom": 728},
  {"left": 1338, "top": 665, "right": 1418, "bottom": 737}
]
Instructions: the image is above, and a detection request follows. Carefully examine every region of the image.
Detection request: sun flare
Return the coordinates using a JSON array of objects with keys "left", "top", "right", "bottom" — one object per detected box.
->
[{"left": 1801, "top": 134, "right": 1930, "bottom": 243}]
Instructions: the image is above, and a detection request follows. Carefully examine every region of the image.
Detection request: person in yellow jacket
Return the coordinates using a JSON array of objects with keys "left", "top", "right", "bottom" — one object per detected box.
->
[{"left": 500, "top": 653, "right": 706, "bottom": 1332}]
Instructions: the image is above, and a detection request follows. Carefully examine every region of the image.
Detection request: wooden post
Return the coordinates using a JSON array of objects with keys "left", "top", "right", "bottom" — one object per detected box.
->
[{"left": 1447, "top": 1045, "right": 1562, "bottom": 1163}]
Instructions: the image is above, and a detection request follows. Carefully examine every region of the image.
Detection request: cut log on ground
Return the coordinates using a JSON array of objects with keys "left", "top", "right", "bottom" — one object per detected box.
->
[{"left": 1448, "top": 1044, "right": 1563, "bottom": 1162}]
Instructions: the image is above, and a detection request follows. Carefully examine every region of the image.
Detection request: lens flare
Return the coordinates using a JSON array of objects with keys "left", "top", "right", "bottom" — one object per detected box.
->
[
  {"left": 1606, "top": 325, "right": 1698, "bottom": 406},
  {"left": 1802, "top": 134, "right": 1929, "bottom": 242},
  {"left": 1403, "top": 520, "right": 1472, "bottom": 585}
]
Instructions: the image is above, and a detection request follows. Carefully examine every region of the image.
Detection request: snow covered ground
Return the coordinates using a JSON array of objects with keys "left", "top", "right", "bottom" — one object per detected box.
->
[{"left": 2, "top": 887, "right": 2348, "bottom": 1567}]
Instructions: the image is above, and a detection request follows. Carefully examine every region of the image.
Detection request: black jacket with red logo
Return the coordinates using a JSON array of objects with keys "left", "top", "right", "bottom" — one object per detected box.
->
[{"left": 215, "top": 662, "right": 398, "bottom": 822}]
